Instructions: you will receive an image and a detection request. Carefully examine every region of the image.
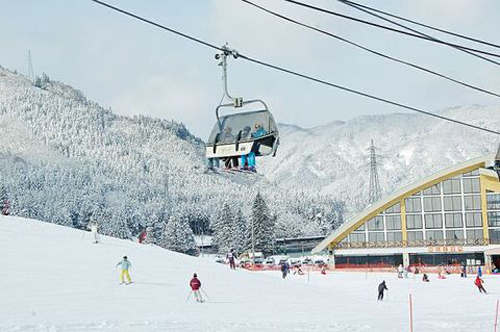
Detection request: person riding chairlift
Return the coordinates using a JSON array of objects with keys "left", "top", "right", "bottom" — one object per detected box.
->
[{"left": 241, "top": 123, "right": 266, "bottom": 172}]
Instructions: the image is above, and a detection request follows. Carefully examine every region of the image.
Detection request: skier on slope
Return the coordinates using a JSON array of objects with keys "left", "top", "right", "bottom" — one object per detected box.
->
[
  {"left": 377, "top": 280, "right": 388, "bottom": 301},
  {"left": 474, "top": 275, "right": 487, "bottom": 294},
  {"left": 397, "top": 264, "right": 403, "bottom": 278},
  {"left": 189, "top": 273, "right": 204, "bottom": 302},
  {"left": 227, "top": 249, "right": 237, "bottom": 270},
  {"left": 88, "top": 222, "right": 100, "bottom": 244},
  {"left": 281, "top": 261, "right": 289, "bottom": 279},
  {"left": 116, "top": 256, "right": 132, "bottom": 285}
]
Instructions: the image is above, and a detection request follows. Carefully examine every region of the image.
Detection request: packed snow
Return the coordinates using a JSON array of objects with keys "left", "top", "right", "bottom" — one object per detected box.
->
[{"left": 1, "top": 216, "right": 499, "bottom": 332}]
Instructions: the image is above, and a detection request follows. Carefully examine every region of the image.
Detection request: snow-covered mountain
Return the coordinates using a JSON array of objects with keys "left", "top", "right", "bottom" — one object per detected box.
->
[
  {"left": 0, "top": 66, "right": 342, "bottom": 244},
  {"left": 260, "top": 106, "right": 500, "bottom": 212}
]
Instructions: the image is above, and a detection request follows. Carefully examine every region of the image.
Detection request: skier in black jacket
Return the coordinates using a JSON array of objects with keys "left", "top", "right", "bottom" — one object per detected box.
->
[{"left": 377, "top": 280, "right": 388, "bottom": 301}]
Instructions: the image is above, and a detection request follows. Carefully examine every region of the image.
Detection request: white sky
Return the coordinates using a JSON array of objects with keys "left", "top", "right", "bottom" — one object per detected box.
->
[{"left": 1, "top": 0, "right": 500, "bottom": 138}]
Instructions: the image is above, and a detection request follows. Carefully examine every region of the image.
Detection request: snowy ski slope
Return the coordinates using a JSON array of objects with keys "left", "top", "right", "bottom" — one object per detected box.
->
[{"left": 1, "top": 215, "right": 499, "bottom": 332}]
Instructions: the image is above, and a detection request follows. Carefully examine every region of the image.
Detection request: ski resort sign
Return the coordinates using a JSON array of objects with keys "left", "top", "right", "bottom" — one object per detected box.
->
[{"left": 427, "top": 245, "right": 463, "bottom": 253}]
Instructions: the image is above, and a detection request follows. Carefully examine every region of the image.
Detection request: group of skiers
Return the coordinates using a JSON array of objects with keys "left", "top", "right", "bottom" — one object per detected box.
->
[
  {"left": 116, "top": 252, "right": 490, "bottom": 304},
  {"left": 377, "top": 263, "right": 489, "bottom": 301}
]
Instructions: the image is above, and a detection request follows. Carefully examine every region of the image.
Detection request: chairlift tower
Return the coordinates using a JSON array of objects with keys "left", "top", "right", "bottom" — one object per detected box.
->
[
  {"left": 27, "top": 51, "right": 34, "bottom": 83},
  {"left": 368, "top": 139, "right": 382, "bottom": 204}
]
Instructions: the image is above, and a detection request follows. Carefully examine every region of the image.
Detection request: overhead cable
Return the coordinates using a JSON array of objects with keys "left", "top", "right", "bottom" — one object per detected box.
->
[
  {"left": 88, "top": 0, "right": 500, "bottom": 136},
  {"left": 335, "top": 0, "right": 500, "bottom": 67},
  {"left": 242, "top": 0, "right": 500, "bottom": 99},
  {"left": 338, "top": 0, "right": 500, "bottom": 50},
  {"left": 285, "top": 0, "right": 500, "bottom": 60}
]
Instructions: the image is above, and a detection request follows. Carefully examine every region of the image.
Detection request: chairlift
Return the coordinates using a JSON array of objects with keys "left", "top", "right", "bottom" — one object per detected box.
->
[{"left": 205, "top": 45, "right": 279, "bottom": 164}]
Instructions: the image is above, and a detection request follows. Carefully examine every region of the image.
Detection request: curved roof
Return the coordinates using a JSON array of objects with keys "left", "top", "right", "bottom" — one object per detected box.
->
[{"left": 312, "top": 153, "right": 495, "bottom": 254}]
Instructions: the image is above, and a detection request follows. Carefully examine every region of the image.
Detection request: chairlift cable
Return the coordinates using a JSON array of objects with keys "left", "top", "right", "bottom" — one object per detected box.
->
[
  {"left": 335, "top": 0, "right": 500, "bottom": 67},
  {"left": 238, "top": 54, "right": 500, "bottom": 136},
  {"left": 242, "top": 0, "right": 500, "bottom": 99},
  {"left": 337, "top": 0, "right": 500, "bottom": 50},
  {"left": 285, "top": 0, "right": 500, "bottom": 59},
  {"left": 88, "top": 0, "right": 500, "bottom": 136},
  {"left": 89, "top": 0, "right": 223, "bottom": 52}
]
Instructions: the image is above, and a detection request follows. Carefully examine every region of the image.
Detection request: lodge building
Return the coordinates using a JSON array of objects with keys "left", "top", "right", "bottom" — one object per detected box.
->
[{"left": 313, "top": 154, "right": 500, "bottom": 271}]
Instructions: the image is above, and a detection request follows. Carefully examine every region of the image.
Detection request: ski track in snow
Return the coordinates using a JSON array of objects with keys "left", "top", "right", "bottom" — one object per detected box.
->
[{"left": 1, "top": 216, "right": 499, "bottom": 332}]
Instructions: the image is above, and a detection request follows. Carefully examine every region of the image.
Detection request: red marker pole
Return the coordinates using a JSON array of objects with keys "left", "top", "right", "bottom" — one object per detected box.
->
[
  {"left": 495, "top": 299, "right": 499, "bottom": 332},
  {"left": 409, "top": 294, "right": 414, "bottom": 332}
]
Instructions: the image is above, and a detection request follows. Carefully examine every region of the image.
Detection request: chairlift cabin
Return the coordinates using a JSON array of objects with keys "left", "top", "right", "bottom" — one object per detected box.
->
[
  {"left": 206, "top": 100, "right": 279, "bottom": 160},
  {"left": 206, "top": 45, "right": 279, "bottom": 162}
]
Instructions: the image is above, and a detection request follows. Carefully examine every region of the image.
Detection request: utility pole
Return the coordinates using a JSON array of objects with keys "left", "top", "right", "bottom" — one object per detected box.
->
[
  {"left": 27, "top": 50, "right": 34, "bottom": 83},
  {"left": 251, "top": 216, "right": 255, "bottom": 266},
  {"left": 368, "top": 139, "right": 382, "bottom": 204}
]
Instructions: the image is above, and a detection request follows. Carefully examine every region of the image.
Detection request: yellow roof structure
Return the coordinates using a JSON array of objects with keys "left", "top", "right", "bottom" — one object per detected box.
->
[{"left": 312, "top": 153, "right": 495, "bottom": 254}]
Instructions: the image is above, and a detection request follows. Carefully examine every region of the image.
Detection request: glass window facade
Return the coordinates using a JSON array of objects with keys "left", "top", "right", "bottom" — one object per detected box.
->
[
  {"left": 407, "top": 214, "right": 423, "bottom": 229},
  {"left": 423, "top": 183, "right": 441, "bottom": 196},
  {"left": 443, "top": 178, "right": 461, "bottom": 194},
  {"left": 445, "top": 213, "right": 463, "bottom": 228},
  {"left": 424, "top": 214, "right": 443, "bottom": 229},
  {"left": 487, "top": 194, "right": 500, "bottom": 210},
  {"left": 368, "top": 232, "right": 385, "bottom": 242},
  {"left": 426, "top": 230, "right": 444, "bottom": 240},
  {"left": 385, "top": 202, "right": 401, "bottom": 214},
  {"left": 464, "top": 195, "right": 481, "bottom": 210},
  {"left": 465, "top": 212, "right": 482, "bottom": 228},
  {"left": 446, "top": 229, "right": 464, "bottom": 240},
  {"left": 466, "top": 229, "right": 484, "bottom": 240},
  {"left": 406, "top": 197, "right": 422, "bottom": 213},
  {"left": 341, "top": 167, "right": 487, "bottom": 248},
  {"left": 424, "top": 197, "right": 442, "bottom": 212},
  {"left": 387, "top": 232, "right": 402, "bottom": 242},
  {"left": 350, "top": 233, "right": 366, "bottom": 243},
  {"left": 490, "top": 229, "right": 500, "bottom": 244},
  {"left": 386, "top": 215, "right": 401, "bottom": 230},
  {"left": 443, "top": 196, "right": 461, "bottom": 211},
  {"left": 407, "top": 231, "right": 423, "bottom": 241},
  {"left": 463, "top": 178, "right": 480, "bottom": 193},
  {"left": 367, "top": 216, "right": 384, "bottom": 231},
  {"left": 488, "top": 212, "right": 500, "bottom": 227}
]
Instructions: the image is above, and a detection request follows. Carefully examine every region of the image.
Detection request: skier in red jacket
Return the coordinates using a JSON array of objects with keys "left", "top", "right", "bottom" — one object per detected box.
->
[
  {"left": 475, "top": 275, "right": 487, "bottom": 294},
  {"left": 189, "top": 273, "right": 204, "bottom": 302}
]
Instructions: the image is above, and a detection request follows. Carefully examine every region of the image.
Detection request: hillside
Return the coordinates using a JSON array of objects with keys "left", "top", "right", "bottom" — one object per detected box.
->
[
  {"left": 2, "top": 215, "right": 498, "bottom": 332},
  {"left": 260, "top": 106, "right": 500, "bottom": 212},
  {"left": 0, "top": 66, "right": 343, "bottom": 243}
]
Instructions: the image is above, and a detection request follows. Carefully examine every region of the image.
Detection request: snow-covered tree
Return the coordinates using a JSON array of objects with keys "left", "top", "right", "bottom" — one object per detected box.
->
[
  {"left": 163, "top": 214, "right": 196, "bottom": 255},
  {"left": 250, "top": 193, "right": 276, "bottom": 256},
  {"left": 212, "top": 203, "right": 235, "bottom": 254},
  {"left": 233, "top": 208, "right": 246, "bottom": 255}
]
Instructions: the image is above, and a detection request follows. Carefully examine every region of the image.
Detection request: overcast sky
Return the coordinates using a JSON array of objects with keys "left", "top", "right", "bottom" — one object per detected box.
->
[{"left": 1, "top": 0, "right": 500, "bottom": 138}]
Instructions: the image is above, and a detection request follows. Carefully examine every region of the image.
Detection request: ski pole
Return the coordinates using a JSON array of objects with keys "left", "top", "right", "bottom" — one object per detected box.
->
[
  {"left": 186, "top": 290, "right": 193, "bottom": 302},
  {"left": 200, "top": 288, "right": 211, "bottom": 301}
]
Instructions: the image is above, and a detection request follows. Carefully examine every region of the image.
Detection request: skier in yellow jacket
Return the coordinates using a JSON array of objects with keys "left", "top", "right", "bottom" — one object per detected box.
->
[{"left": 116, "top": 256, "right": 132, "bottom": 285}]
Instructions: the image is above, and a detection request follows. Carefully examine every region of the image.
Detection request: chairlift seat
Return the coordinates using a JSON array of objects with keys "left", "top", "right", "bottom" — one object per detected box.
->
[{"left": 206, "top": 105, "right": 279, "bottom": 159}]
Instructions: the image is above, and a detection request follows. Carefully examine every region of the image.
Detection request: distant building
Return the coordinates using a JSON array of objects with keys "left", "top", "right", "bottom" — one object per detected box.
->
[
  {"left": 194, "top": 235, "right": 215, "bottom": 254},
  {"left": 313, "top": 154, "right": 500, "bottom": 272},
  {"left": 276, "top": 236, "right": 325, "bottom": 255}
]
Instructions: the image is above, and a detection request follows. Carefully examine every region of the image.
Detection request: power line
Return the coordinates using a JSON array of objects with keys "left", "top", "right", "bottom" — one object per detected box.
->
[
  {"left": 285, "top": 0, "right": 500, "bottom": 60},
  {"left": 89, "top": 0, "right": 223, "bottom": 52},
  {"left": 335, "top": 0, "right": 500, "bottom": 67},
  {"left": 338, "top": 0, "right": 500, "bottom": 50},
  {"left": 237, "top": 55, "right": 500, "bottom": 135},
  {"left": 242, "top": 0, "right": 500, "bottom": 99},
  {"left": 88, "top": 0, "right": 500, "bottom": 136}
]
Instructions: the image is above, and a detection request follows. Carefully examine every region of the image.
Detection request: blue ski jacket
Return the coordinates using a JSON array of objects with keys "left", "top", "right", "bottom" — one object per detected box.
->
[{"left": 117, "top": 260, "right": 132, "bottom": 270}]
